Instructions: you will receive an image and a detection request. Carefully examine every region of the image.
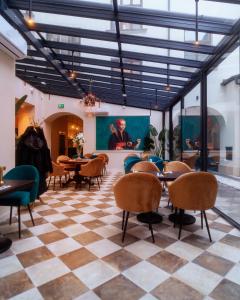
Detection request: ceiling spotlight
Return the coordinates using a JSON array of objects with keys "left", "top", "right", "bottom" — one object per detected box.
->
[
  {"left": 41, "top": 81, "right": 46, "bottom": 85},
  {"left": 194, "top": 0, "right": 200, "bottom": 46},
  {"left": 122, "top": 93, "right": 127, "bottom": 97},
  {"left": 25, "top": 0, "right": 35, "bottom": 27},
  {"left": 165, "top": 85, "right": 171, "bottom": 91}
]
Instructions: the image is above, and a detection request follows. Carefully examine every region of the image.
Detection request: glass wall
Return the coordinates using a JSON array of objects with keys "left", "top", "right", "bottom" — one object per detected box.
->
[
  {"left": 207, "top": 42, "right": 240, "bottom": 223},
  {"left": 172, "top": 102, "right": 181, "bottom": 160},
  {"left": 182, "top": 84, "right": 201, "bottom": 170},
  {"left": 207, "top": 44, "right": 240, "bottom": 177}
]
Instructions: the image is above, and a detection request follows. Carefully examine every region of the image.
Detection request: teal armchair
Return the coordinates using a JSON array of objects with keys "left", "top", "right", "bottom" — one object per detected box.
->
[{"left": 0, "top": 165, "right": 39, "bottom": 238}]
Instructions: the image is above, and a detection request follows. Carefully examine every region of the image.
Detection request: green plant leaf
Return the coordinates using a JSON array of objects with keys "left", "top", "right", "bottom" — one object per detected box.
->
[{"left": 149, "top": 124, "right": 158, "bottom": 136}]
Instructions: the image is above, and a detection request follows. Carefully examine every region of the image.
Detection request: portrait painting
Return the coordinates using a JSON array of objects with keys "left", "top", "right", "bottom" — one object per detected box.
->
[{"left": 96, "top": 116, "right": 150, "bottom": 151}]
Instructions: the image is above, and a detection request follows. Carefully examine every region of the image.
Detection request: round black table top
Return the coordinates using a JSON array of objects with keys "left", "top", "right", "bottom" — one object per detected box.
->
[{"left": 131, "top": 170, "right": 187, "bottom": 181}]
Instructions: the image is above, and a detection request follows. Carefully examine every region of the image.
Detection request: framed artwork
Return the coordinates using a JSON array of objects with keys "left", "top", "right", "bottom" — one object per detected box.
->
[{"left": 96, "top": 116, "right": 150, "bottom": 151}]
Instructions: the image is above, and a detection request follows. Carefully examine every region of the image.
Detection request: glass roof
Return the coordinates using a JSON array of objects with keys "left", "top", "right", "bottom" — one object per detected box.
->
[{"left": 5, "top": 0, "right": 238, "bottom": 111}]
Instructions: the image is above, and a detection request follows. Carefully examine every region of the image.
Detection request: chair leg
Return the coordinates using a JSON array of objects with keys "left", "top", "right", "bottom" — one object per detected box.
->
[
  {"left": 122, "top": 210, "right": 125, "bottom": 230},
  {"left": 173, "top": 208, "right": 178, "bottom": 228},
  {"left": 27, "top": 204, "right": 35, "bottom": 226},
  {"left": 122, "top": 211, "right": 129, "bottom": 242},
  {"left": 59, "top": 176, "right": 62, "bottom": 188},
  {"left": 18, "top": 205, "right": 21, "bottom": 239},
  {"left": 149, "top": 224, "right": 155, "bottom": 243},
  {"left": 178, "top": 209, "right": 184, "bottom": 240},
  {"left": 53, "top": 176, "right": 56, "bottom": 190},
  {"left": 96, "top": 177, "right": 100, "bottom": 190},
  {"left": 203, "top": 211, "right": 212, "bottom": 242},
  {"left": 47, "top": 176, "right": 51, "bottom": 188},
  {"left": 201, "top": 211, "right": 203, "bottom": 229},
  {"left": 88, "top": 178, "right": 91, "bottom": 191},
  {"left": 9, "top": 206, "right": 13, "bottom": 225}
]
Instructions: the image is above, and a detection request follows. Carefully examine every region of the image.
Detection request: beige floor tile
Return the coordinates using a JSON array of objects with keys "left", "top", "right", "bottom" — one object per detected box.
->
[
  {"left": 148, "top": 250, "right": 187, "bottom": 274},
  {"left": 0, "top": 270, "right": 33, "bottom": 299},
  {"left": 38, "top": 273, "right": 88, "bottom": 300},
  {"left": 94, "top": 274, "right": 145, "bottom": 300},
  {"left": 73, "top": 231, "right": 103, "bottom": 245},
  {"left": 123, "top": 261, "right": 169, "bottom": 292},
  {"left": 174, "top": 262, "right": 222, "bottom": 295},
  {"left": 74, "top": 260, "right": 118, "bottom": 289},
  {"left": 152, "top": 277, "right": 202, "bottom": 300},
  {"left": 38, "top": 230, "right": 68, "bottom": 244},
  {"left": 103, "top": 249, "right": 141, "bottom": 272},
  {"left": 210, "top": 279, "right": 240, "bottom": 300},
  {"left": 60, "top": 248, "right": 97, "bottom": 270}
]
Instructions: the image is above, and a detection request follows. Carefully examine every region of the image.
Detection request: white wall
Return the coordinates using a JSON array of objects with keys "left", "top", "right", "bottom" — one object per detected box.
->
[
  {"left": 15, "top": 78, "right": 162, "bottom": 170},
  {"left": 0, "top": 50, "right": 16, "bottom": 171}
]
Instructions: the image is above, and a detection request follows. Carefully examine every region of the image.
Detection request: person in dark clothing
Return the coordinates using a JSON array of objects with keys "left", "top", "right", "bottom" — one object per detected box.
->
[
  {"left": 16, "top": 126, "right": 52, "bottom": 197},
  {"left": 108, "top": 119, "right": 141, "bottom": 150}
]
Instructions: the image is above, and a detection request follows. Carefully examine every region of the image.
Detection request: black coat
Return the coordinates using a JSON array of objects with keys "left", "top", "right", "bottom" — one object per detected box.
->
[{"left": 16, "top": 126, "right": 52, "bottom": 196}]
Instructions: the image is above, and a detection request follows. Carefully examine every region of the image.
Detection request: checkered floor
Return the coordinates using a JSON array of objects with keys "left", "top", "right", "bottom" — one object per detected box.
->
[{"left": 0, "top": 171, "right": 240, "bottom": 300}]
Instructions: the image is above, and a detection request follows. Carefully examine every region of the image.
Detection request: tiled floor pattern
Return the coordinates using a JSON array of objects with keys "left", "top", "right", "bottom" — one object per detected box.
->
[{"left": 0, "top": 171, "right": 240, "bottom": 300}]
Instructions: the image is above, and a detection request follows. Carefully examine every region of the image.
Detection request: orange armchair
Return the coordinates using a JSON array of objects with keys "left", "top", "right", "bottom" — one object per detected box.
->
[
  {"left": 79, "top": 158, "right": 104, "bottom": 190},
  {"left": 48, "top": 162, "right": 68, "bottom": 190},
  {"left": 168, "top": 172, "right": 218, "bottom": 241},
  {"left": 131, "top": 161, "right": 160, "bottom": 173},
  {"left": 114, "top": 172, "right": 162, "bottom": 242}
]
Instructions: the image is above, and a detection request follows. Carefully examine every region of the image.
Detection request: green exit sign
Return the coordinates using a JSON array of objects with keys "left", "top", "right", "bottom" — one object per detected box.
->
[{"left": 58, "top": 104, "right": 64, "bottom": 109}]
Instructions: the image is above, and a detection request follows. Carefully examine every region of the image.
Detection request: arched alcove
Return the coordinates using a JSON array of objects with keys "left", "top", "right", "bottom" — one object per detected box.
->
[{"left": 44, "top": 112, "right": 83, "bottom": 162}]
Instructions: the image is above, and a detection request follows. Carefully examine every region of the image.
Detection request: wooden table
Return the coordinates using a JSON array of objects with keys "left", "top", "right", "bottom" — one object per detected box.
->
[
  {"left": 59, "top": 158, "right": 90, "bottom": 188},
  {"left": 0, "top": 180, "right": 34, "bottom": 253}
]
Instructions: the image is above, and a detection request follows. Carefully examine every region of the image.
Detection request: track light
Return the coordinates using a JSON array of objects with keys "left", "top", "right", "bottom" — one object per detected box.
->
[
  {"left": 195, "top": 0, "right": 200, "bottom": 46},
  {"left": 25, "top": 0, "right": 35, "bottom": 27}
]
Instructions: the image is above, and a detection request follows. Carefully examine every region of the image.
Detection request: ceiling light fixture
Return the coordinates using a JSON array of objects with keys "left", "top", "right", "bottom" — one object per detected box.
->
[
  {"left": 194, "top": 0, "right": 200, "bottom": 46},
  {"left": 83, "top": 79, "right": 99, "bottom": 107},
  {"left": 25, "top": 0, "right": 35, "bottom": 27},
  {"left": 165, "top": 63, "right": 171, "bottom": 91},
  {"left": 69, "top": 51, "right": 77, "bottom": 79}
]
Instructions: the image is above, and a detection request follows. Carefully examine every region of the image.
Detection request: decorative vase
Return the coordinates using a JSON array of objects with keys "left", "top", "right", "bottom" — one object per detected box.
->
[{"left": 76, "top": 146, "right": 82, "bottom": 158}]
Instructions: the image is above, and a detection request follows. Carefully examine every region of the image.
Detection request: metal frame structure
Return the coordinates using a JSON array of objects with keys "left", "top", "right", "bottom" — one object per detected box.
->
[{"left": 0, "top": 0, "right": 239, "bottom": 111}]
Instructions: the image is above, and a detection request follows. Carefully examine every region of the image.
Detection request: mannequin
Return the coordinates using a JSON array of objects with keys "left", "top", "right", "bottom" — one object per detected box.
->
[{"left": 16, "top": 126, "right": 52, "bottom": 197}]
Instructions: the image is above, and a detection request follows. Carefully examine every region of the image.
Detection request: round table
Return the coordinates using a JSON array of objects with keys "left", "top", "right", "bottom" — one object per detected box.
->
[{"left": 59, "top": 158, "right": 90, "bottom": 188}]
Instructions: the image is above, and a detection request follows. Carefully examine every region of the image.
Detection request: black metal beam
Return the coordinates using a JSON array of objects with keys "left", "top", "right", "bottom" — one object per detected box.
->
[
  {"left": 17, "top": 71, "right": 175, "bottom": 99},
  {"left": 31, "top": 23, "right": 202, "bottom": 68},
  {"left": 35, "top": 41, "right": 195, "bottom": 78},
  {"left": 113, "top": 0, "right": 126, "bottom": 103},
  {"left": 36, "top": 85, "right": 169, "bottom": 110},
  {"left": 16, "top": 62, "right": 182, "bottom": 92},
  {"left": 169, "top": 107, "right": 173, "bottom": 160},
  {"left": 28, "top": 50, "right": 188, "bottom": 86},
  {"left": 43, "top": 34, "right": 215, "bottom": 56},
  {"left": 169, "top": 18, "right": 240, "bottom": 109},
  {"left": 0, "top": 1, "right": 85, "bottom": 95},
  {"left": 200, "top": 72, "right": 208, "bottom": 171},
  {"left": 18, "top": 73, "right": 173, "bottom": 103},
  {"left": 16, "top": 66, "right": 179, "bottom": 96},
  {"left": 8, "top": 0, "right": 234, "bottom": 34}
]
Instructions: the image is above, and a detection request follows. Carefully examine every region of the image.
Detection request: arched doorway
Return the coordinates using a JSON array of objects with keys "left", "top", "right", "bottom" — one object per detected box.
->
[{"left": 44, "top": 113, "right": 83, "bottom": 162}]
